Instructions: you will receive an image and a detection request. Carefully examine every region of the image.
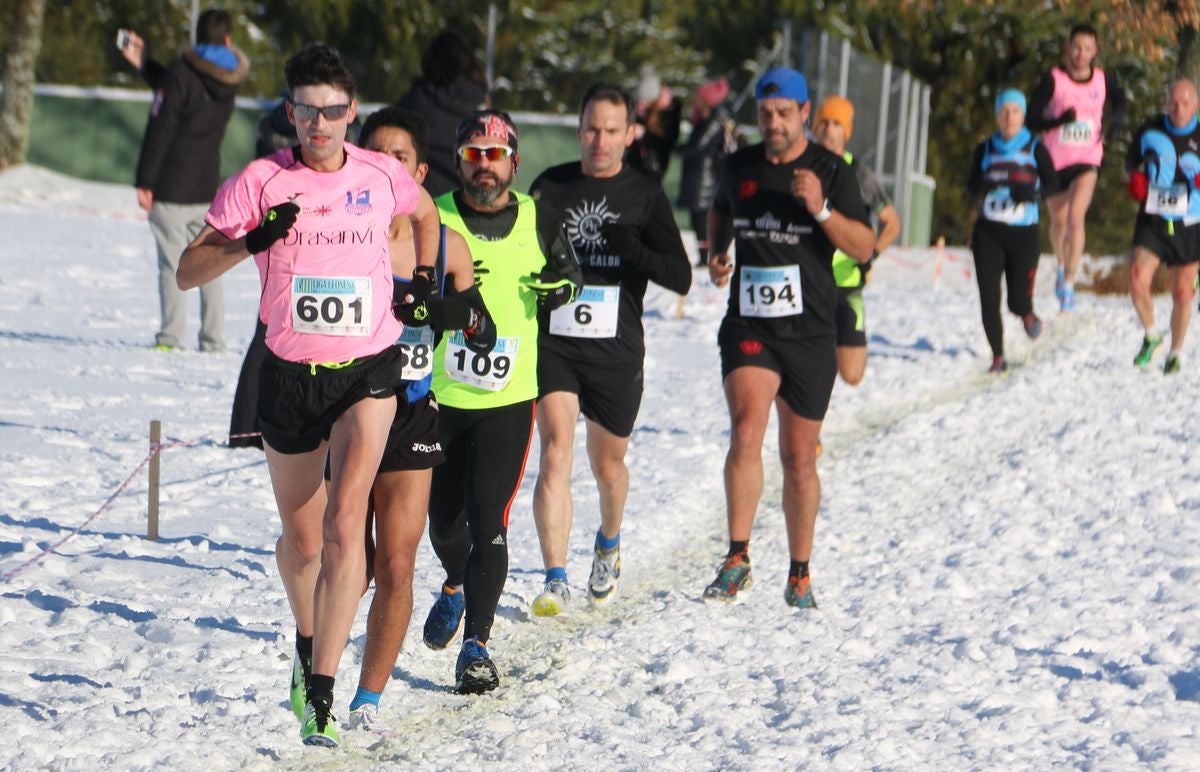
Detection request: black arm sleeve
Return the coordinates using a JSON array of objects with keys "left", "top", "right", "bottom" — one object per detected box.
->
[
  {"left": 140, "top": 56, "right": 166, "bottom": 90},
  {"left": 532, "top": 196, "right": 560, "bottom": 259},
  {"left": 455, "top": 284, "right": 497, "bottom": 354},
  {"left": 1105, "top": 70, "right": 1128, "bottom": 141},
  {"left": 135, "top": 64, "right": 185, "bottom": 190},
  {"left": 1034, "top": 142, "right": 1060, "bottom": 198},
  {"left": 623, "top": 189, "right": 692, "bottom": 294},
  {"left": 1025, "top": 73, "right": 1058, "bottom": 133},
  {"left": 966, "top": 142, "right": 987, "bottom": 197}
]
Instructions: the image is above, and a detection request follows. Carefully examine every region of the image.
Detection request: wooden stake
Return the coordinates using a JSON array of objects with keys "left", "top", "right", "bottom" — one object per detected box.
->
[{"left": 147, "top": 419, "right": 160, "bottom": 541}]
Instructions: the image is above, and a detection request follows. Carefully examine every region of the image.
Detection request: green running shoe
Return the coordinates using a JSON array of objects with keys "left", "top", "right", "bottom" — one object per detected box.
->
[
  {"left": 289, "top": 650, "right": 310, "bottom": 721},
  {"left": 1133, "top": 333, "right": 1164, "bottom": 369},
  {"left": 784, "top": 575, "right": 819, "bottom": 609},
  {"left": 702, "top": 552, "right": 753, "bottom": 603},
  {"left": 300, "top": 696, "right": 339, "bottom": 747},
  {"left": 1164, "top": 352, "right": 1182, "bottom": 374}
]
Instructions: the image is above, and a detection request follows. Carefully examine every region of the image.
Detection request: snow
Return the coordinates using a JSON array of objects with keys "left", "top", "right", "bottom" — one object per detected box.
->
[{"left": 2, "top": 164, "right": 1199, "bottom": 769}]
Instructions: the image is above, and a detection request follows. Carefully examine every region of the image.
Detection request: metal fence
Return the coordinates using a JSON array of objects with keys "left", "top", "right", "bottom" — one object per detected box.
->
[{"left": 784, "top": 25, "right": 935, "bottom": 246}]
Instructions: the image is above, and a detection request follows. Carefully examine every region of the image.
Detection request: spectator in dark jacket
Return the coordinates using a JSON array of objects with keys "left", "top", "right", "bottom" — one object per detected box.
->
[
  {"left": 396, "top": 30, "right": 489, "bottom": 197},
  {"left": 677, "top": 78, "right": 737, "bottom": 266},
  {"left": 120, "top": 10, "right": 249, "bottom": 352},
  {"left": 625, "top": 64, "right": 682, "bottom": 182}
]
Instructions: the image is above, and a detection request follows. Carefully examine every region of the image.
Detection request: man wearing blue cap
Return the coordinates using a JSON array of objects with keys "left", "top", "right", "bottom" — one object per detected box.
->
[{"left": 703, "top": 66, "right": 874, "bottom": 608}]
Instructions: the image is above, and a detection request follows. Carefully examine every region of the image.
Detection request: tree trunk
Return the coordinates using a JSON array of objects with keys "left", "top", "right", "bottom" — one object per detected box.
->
[
  {"left": 1179, "top": 25, "right": 1200, "bottom": 86},
  {"left": 0, "top": 0, "right": 48, "bottom": 169}
]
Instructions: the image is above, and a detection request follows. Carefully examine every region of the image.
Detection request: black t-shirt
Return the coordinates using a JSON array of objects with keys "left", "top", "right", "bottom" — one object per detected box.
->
[
  {"left": 530, "top": 161, "right": 691, "bottom": 364},
  {"left": 712, "top": 142, "right": 869, "bottom": 340}
]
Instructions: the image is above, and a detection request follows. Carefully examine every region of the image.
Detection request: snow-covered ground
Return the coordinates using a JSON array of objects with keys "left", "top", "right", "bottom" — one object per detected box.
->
[{"left": 1, "top": 165, "right": 1198, "bottom": 769}]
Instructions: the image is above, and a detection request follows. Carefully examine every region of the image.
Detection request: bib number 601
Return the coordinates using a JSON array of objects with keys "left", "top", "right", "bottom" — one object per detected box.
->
[{"left": 296, "top": 295, "right": 363, "bottom": 325}]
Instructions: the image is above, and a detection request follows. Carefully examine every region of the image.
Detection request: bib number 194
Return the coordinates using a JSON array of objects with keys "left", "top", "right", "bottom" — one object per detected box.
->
[{"left": 739, "top": 265, "right": 802, "bottom": 318}]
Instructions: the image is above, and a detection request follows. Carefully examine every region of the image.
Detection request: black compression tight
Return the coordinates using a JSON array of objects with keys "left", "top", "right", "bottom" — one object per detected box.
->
[
  {"left": 427, "top": 399, "right": 535, "bottom": 643},
  {"left": 971, "top": 220, "right": 1040, "bottom": 358}
]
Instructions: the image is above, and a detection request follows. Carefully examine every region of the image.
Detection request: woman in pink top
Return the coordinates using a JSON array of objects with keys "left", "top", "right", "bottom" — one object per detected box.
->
[
  {"left": 178, "top": 43, "right": 440, "bottom": 747},
  {"left": 1027, "top": 23, "right": 1127, "bottom": 311}
]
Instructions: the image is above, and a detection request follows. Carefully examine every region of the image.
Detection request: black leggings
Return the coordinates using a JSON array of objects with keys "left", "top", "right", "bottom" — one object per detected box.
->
[
  {"left": 428, "top": 399, "right": 535, "bottom": 643},
  {"left": 971, "top": 220, "right": 1039, "bottom": 358}
]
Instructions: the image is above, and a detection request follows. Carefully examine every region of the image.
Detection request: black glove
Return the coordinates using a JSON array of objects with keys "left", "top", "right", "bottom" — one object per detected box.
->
[
  {"left": 1009, "top": 185, "right": 1037, "bottom": 204},
  {"left": 392, "top": 264, "right": 437, "bottom": 324},
  {"left": 1056, "top": 107, "right": 1077, "bottom": 127},
  {"left": 525, "top": 270, "right": 578, "bottom": 311},
  {"left": 600, "top": 222, "right": 649, "bottom": 270},
  {"left": 245, "top": 200, "right": 298, "bottom": 254},
  {"left": 402, "top": 264, "right": 436, "bottom": 305},
  {"left": 526, "top": 224, "right": 584, "bottom": 310}
]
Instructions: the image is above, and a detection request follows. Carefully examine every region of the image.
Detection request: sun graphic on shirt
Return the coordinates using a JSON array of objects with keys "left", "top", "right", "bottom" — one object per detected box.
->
[{"left": 564, "top": 196, "right": 620, "bottom": 256}]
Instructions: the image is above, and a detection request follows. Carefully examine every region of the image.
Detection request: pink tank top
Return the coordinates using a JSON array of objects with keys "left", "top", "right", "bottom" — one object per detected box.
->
[
  {"left": 207, "top": 144, "right": 419, "bottom": 363},
  {"left": 1042, "top": 66, "right": 1106, "bottom": 169}
]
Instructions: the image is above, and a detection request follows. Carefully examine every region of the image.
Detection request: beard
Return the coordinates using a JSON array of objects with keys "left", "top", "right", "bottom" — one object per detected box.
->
[{"left": 464, "top": 169, "right": 512, "bottom": 206}]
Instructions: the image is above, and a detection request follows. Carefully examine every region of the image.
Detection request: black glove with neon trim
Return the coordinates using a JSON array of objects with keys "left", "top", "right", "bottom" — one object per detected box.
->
[
  {"left": 526, "top": 224, "right": 584, "bottom": 311},
  {"left": 245, "top": 200, "right": 298, "bottom": 254},
  {"left": 393, "top": 265, "right": 437, "bottom": 325}
]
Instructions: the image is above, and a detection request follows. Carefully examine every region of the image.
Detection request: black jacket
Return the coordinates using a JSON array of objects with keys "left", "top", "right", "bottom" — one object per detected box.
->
[
  {"left": 677, "top": 103, "right": 737, "bottom": 211},
  {"left": 134, "top": 48, "right": 250, "bottom": 204},
  {"left": 396, "top": 77, "right": 489, "bottom": 198}
]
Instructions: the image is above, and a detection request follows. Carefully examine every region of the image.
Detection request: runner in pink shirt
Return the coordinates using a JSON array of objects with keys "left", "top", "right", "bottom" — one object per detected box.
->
[
  {"left": 1027, "top": 23, "right": 1127, "bottom": 311},
  {"left": 178, "top": 43, "right": 440, "bottom": 748}
]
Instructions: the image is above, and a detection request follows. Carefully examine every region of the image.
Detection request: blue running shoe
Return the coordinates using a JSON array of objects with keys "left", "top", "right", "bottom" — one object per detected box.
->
[
  {"left": 1054, "top": 266, "right": 1066, "bottom": 305},
  {"left": 702, "top": 552, "right": 753, "bottom": 603},
  {"left": 784, "top": 575, "right": 819, "bottom": 609},
  {"left": 455, "top": 637, "right": 499, "bottom": 694},
  {"left": 423, "top": 584, "right": 465, "bottom": 650},
  {"left": 1060, "top": 285, "right": 1076, "bottom": 312},
  {"left": 1021, "top": 313, "right": 1042, "bottom": 340}
]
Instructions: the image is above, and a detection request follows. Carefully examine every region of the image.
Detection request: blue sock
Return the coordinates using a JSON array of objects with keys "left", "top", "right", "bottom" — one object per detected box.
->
[
  {"left": 546, "top": 566, "right": 568, "bottom": 583},
  {"left": 595, "top": 529, "right": 620, "bottom": 551},
  {"left": 348, "top": 686, "right": 381, "bottom": 712}
]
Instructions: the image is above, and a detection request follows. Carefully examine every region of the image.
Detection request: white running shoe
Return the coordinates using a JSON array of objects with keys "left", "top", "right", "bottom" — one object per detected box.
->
[
  {"left": 588, "top": 545, "right": 621, "bottom": 605},
  {"left": 531, "top": 578, "right": 571, "bottom": 617},
  {"left": 347, "top": 703, "right": 383, "bottom": 732}
]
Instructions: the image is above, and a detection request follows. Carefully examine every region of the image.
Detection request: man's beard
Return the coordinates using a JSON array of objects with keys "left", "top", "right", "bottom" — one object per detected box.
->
[{"left": 464, "top": 171, "right": 510, "bottom": 206}]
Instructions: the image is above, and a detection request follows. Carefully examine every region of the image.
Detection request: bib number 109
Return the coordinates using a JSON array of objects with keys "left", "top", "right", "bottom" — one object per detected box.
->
[{"left": 444, "top": 333, "right": 518, "bottom": 392}]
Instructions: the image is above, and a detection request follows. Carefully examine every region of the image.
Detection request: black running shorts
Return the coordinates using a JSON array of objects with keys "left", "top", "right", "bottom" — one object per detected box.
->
[
  {"left": 378, "top": 393, "right": 445, "bottom": 472},
  {"left": 1055, "top": 163, "right": 1099, "bottom": 192},
  {"left": 537, "top": 346, "right": 644, "bottom": 438},
  {"left": 718, "top": 320, "right": 837, "bottom": 421},
  {"left": 257, "top": 346, "right": 407, "bottom": 455},
  {"left": 835, "top": 286, "right": 867, "bottom": 348},
  {"left": 1132, "top": 214, "right": 1200, "bottom": 267}
]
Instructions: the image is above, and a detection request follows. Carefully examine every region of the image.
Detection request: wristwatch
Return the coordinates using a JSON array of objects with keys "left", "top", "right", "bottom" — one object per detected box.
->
[{"left": 814, "top": 199, "right": 832, "bottom": 223}]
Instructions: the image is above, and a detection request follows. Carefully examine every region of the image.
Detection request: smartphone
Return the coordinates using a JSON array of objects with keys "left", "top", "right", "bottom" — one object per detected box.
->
[{"left": 116, "top": 29, "right": 132, "bottom": 50}]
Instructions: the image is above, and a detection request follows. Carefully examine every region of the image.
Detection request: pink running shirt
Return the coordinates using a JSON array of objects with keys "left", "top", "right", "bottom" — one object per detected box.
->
[
  {"left": 1042, "top": 66, "right": 1107, "bottom": 169},
  {"left": 207, "top": 144, "right": 418, "bottom": 363}
]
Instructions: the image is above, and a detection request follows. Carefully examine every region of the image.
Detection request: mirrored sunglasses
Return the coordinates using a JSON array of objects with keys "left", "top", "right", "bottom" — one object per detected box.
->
[
  {"left": 290, "top": 102, "right": 351, "bottom": 122},
  {"left": 457, "top": 145, "right": 514, "bottom": 163}
]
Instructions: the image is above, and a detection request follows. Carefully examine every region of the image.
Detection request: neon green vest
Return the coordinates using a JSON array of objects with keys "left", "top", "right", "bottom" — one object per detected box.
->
[
  {"left": 832, "top": 151, "right": 862, "bottom": 288},
  {"left": 432, "top": 191, "right": 544, "bottom": 409}
]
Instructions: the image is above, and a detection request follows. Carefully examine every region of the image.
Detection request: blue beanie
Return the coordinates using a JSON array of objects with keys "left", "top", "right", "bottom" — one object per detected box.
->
[
  {"left": 994, "top": 88, "right": 1026, "bottom": 115},
  {"left": 756, "top": 67, "right": 809, "bottom": 104}
]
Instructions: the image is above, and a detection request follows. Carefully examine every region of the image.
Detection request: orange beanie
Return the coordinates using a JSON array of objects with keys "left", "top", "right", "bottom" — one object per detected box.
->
[{"left": 815, "top": 95, "right": 854, "bottom": 140}]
